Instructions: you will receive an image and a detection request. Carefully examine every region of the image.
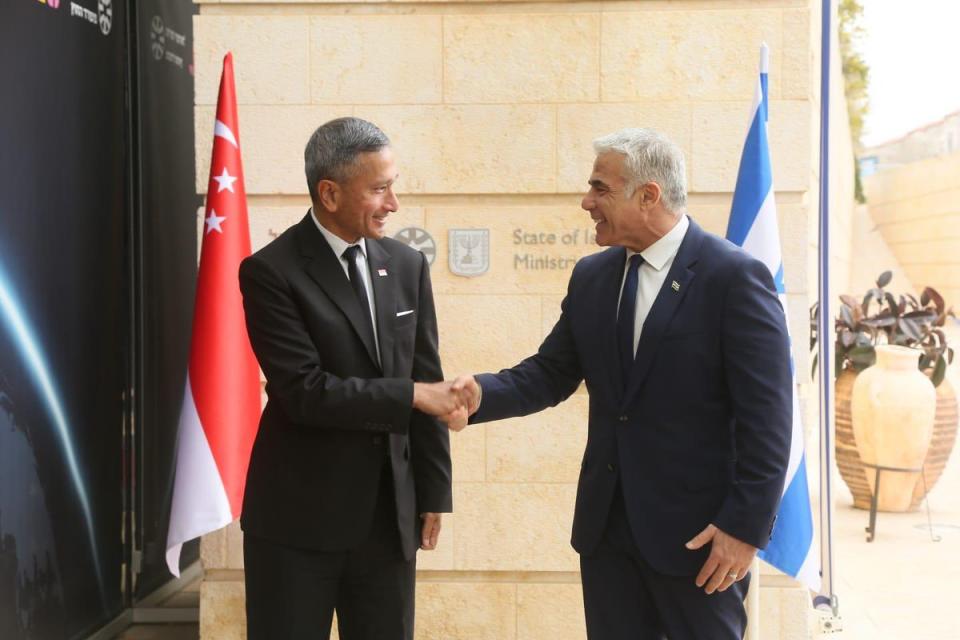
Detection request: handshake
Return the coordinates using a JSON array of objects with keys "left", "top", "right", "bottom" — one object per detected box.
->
[{"left": 412, "top": 375, "right": 480, "bottom": 431}]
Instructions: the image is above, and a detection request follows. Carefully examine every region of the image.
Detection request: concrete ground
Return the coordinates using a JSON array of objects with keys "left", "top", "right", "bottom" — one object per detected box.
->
[{"left": 824, "top": 439, "right": 960, "bottom": 639}]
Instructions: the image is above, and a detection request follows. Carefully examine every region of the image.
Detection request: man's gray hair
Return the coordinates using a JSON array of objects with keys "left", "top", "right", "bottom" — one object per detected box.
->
[
  {"left": 304, "top": 117, "right": 390, "bottom": 201},
  {"left": 592, "top": 128, "right": 687, "bottom": 211}
]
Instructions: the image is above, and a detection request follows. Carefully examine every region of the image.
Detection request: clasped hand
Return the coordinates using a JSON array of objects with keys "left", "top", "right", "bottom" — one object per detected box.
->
[{"left": 412, "top": 375, "right": 480, "bottom": 431}]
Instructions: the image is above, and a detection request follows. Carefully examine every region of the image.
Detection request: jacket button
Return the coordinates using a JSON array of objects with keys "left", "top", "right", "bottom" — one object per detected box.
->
[
  {"left": 607, "top": 463, "right": 615, "bottom": 472},
  {"left": 618, "top": 415, "right": 628, "bottom": 422}
]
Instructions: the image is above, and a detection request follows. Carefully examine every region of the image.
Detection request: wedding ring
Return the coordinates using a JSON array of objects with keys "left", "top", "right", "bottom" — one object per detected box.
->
[{"left": 727, "top": 572, "right": 738, "bottom": 579}]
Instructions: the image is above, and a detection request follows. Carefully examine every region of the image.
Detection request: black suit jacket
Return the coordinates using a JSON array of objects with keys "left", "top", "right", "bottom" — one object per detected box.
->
[
  {"left": 238, "top": 213, "right": 452, "bottom": 560},
  {"left": 472, "top": 217, "right": 792, "bottom": 576}
]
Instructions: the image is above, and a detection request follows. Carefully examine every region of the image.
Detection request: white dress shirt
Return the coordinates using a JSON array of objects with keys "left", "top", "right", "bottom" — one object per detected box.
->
[
  {"left": 311, "top": 209, "right": 381, "bottom": 364},
  {"left": 617, "top": 214, "right": 690, "bottom": 356}
]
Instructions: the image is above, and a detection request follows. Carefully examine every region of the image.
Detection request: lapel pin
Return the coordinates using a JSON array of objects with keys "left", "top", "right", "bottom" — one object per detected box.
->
[
  {"left": 671, "top": 280, "right": 680, "bottom": 292},
  {"left": 377, "top": 269, "right": 388, "bottom": 277}
]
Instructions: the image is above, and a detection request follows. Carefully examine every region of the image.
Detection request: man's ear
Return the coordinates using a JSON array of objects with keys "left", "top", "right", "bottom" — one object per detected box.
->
[
  {"left": 317, "top": 180, "right": 339, "bottom": 212},
  {"left": 638, "top": 181, "right": 663, "bottom": 208}
]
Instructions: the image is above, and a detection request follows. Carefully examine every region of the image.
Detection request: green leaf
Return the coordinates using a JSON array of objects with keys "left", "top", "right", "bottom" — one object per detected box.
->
[
  {"left": 840, "top": 305, "right": 854, "bottom": 328},
  {"left": 885, "top": 292, "right": 898, "bottom": 316},
  {"left": 848, "top": 345, "right": 876, "bottom": 367},
  {"left": 899, "top": 318, "right": 923, "bottom": 341},
  {"left": 840, "top": 294, "right": 859, "bottom": 309},
  {"left": 932, "top": 355, "right": 947, "bottom": 387}
]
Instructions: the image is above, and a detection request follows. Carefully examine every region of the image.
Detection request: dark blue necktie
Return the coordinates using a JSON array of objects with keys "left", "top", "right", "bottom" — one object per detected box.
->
[{"left": 617, "top": 254, "right": 643, "bottom": 385}]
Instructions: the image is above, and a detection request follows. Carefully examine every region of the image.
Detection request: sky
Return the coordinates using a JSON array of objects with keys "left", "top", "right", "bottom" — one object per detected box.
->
[{"left": 859, "top": 0, "right": 960, "bottom": 147}]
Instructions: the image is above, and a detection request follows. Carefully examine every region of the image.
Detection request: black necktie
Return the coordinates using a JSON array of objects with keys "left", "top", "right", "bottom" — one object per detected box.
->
[
  {"left": 617, "top": 254, "right": 643, "bottom": 385},
  {"left": 343, "top": 245, "right": 377, "bottom": 354}
]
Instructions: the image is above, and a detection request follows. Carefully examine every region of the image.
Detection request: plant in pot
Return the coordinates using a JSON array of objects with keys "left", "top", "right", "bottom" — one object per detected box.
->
[{"left": 811, "top": 271, "right": 957, "bottom": 511}]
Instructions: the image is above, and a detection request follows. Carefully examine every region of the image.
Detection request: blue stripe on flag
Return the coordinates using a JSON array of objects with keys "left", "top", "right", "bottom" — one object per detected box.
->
[
  {"left": 725, "top": 49, "right": 820, "bottom": 593},
  {"left": 725, "top": 112, "right": 771, "bottom": 247},
  {"left": 758, "top": 460, "right": 814, "bottom": 575}
]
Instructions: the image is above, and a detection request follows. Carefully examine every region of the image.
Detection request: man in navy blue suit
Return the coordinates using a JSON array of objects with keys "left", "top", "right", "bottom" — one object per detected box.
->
[{"left": 448, "top": 128, "right": 793, "bottom": 639}]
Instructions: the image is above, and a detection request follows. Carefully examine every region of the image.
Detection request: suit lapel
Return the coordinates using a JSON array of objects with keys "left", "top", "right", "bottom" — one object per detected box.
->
[
  {"left": 621, "top": 218, "right": 704, "bottom": 408},
  {"left": 367, "top": 240, "right": 396, "bottom": 377},
  {"left": 295, "top": 214, "right": 381, "bottom": 369}
]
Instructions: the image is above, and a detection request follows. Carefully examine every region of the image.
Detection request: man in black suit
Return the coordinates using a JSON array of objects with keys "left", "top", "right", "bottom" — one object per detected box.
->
[
  {"left": 238, "top": 117, "right": 461, "bottom": 639},
  {"left": 451, "top": 128, "right": 793, "bottom": 639}
]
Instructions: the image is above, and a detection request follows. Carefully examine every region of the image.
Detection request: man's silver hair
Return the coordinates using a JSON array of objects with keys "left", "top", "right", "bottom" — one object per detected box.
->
[
  {"left": 592, "top": 128, "right": 687, "bottom": 211},
  {"left": 304, "top": 117, "right": 390, "bottom": 202}
]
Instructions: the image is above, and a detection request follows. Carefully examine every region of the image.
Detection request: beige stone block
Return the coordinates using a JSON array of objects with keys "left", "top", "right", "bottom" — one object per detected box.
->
[
  {"left": 869, "top": 187, "right": 960, "bottom": 226},
  {"left": 878, "top": 213, "right": 960, "bottom": 244},
  {"left": 416, "top": 513, "right": 455, "bottom": 571},
  {"left": 691, "top": 100, "right": 811, "bottom": 193},
  {"left": 779, "top": 203, "right": 810, "bottom": 295},
  {"left": 517, "top": 583, "right": 586, "bottom": 640},
  {"left": 444, "top": 14, "right": 598, "bottom": 104},
  {"left": 486, "top": 396, "right": 588, "bottom": 483},
  {"left": 384, "top": 207, "right": 427, "bottom": 243},
  {"left": 557, "top": 103, "right": 693, "bottom": 193},
  {"left": 200, "top": 579, "right": 246, "bottom": 640},
  {"left": 199, "top": 528, "right": 225, "bottom": 570},
  {"left": 903, "top": 264, "right": 960, "bottom": 289},
  {"left": 755, "top": 577, "right": 818, "bottom": 640},
  {"left": 195, "top": 16, "right": 309, "bottom": 105},
  {"left": 451, "top": 421, "right": 486, "bottom": 482},
  {"left": 453, "top": 483, "right": 579, "bottom": 571},
  {"left": 195, "top": 105, "right": 349, "bottom": 195},
  {"left": 416, "top": 582, "right": 517, "bottom": 640},
  {"left": 247, "top": 206, "right": 309, "bottom": 252},
  {"left": 201, "top": 521, "right": 245, "bottom": 571},
  {"left": 889, "top": 240, "right": 960, "bottom": 266},
  {"left": 310, "top": 16, "right": 442, "bottom": 104},
  {"left": 781, "top": 9, "right": 812, "bottom": 100},
  {"left": 688, "top": 205, "right": 731, "bottom": 238},
  {"left": 424, "top": 207, "right": 598, "bottom": 296},
  {"left": 435, "top": 294, "right": 543, "bottom": 376},
  {"left": 356, "top": 105, "right": 557, "bottom": 194},
  {"left": 600, "top": 10, "right": 782, "bottom": 102},
  {"left": 542, "top": 296, "right": 564, "bottom": 339}
]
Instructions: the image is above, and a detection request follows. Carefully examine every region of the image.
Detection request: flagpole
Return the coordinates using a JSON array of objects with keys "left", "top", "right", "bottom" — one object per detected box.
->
[{"left": 815, "top": 0, "right": 839, "bottom": 618}]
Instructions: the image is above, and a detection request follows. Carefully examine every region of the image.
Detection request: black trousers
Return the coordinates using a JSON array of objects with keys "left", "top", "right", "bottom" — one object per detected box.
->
[
  {"left": 580, "top": 485, "right": 750, "bottom": 640},
  {"left": 244, "top": 459, "right": 415, "bottom": 640}
]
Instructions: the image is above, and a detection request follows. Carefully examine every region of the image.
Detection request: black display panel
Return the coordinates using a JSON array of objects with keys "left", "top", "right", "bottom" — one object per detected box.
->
[
  {"left": 131, "top": 0, "right": 201, "bottom": 597},
  {"left": 0, "top": 1, "right": 128, "bottom": 637}
]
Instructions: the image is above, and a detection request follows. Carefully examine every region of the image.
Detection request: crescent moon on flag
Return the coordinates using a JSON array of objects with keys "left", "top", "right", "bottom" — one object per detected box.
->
[{"left": 214, "top": 119, "right": 238, "bottom": 148}]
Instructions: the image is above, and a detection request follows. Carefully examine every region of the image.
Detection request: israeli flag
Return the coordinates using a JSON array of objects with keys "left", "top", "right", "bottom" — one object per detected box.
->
[{"left": 725, "top": 43, "right": 821, "bottom": 592}]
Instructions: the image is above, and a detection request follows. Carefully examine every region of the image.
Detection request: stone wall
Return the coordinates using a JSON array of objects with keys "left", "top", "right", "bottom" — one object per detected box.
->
[
  {"left": 863, "top": 152, "right": 960, "bottom": 308},
  {"left": 194, "top": 1, "right": 829, "bottom": 638}
]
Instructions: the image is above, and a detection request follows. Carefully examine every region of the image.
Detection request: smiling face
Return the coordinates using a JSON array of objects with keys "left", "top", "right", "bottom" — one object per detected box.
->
[
  {"left": 581, "top": 151, "right": 642, "bottom": 248},
  {"left": 581, "top": 151, "right": 675, "bottom": 252},
  {"left": 316, "top": 147, "right": 399, "bottom": 242}
]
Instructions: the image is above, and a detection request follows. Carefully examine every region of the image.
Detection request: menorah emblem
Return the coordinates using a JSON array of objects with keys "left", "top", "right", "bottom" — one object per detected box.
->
[{"left": 448, "top": 229, "right": 490, "bottom": 277}]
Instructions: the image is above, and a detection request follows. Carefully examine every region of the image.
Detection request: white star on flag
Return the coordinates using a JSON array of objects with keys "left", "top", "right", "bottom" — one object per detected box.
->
[
  {"left": 205, "top": 210, "right": 226, "bottom": 234},
  {"left": 213, "top": 167, "right": 238, "bottom": 193}
]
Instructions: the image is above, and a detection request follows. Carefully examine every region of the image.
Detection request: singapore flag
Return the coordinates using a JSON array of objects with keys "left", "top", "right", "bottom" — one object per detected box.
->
[{"left": 166, "top": 52, "right": 261, "bottom": 576}]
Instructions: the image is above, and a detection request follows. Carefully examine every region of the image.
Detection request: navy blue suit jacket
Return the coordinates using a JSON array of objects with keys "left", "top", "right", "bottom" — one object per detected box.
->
[{"left": 472, "top": 217, "right": 792, "bottom": 576}]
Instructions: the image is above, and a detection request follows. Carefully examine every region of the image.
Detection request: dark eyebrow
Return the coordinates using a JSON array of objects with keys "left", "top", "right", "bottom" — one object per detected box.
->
[{"left": 588, "top": 179, "right": 608, "bottom": 189}]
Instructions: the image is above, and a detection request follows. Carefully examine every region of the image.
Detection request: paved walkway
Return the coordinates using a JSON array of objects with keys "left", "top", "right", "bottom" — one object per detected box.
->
[{"left": 825, "top": 366, "right": 960, "bottom": 639}]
